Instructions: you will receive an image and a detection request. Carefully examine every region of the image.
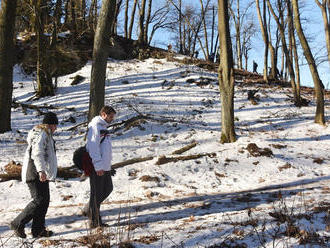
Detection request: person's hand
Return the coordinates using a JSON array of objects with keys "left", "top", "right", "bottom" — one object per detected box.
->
[
  {"left": 110, "top": 168, "right": 116, "bottom": 176},
  {"left": 96, "top": 170, "right": 104, "bottom": 176},
  {"left": 39, "top": 171, "right": 47, "bottom": 182}
]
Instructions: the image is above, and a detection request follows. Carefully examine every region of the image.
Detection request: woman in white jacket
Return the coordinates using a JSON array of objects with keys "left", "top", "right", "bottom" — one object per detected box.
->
[{"left": 10, "top": 112, "right": 58, "bottom": 238}]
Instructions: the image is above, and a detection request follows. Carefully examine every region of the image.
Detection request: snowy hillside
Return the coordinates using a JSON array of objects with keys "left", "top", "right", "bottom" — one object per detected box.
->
[{"left": 0, "top": 57, "right": 329, "bottom": 247}]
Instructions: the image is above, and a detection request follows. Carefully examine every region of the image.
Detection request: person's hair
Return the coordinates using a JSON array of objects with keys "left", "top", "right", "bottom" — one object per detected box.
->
[
  {"left": 42, "top": 112, "right": 59, "bottom": 125},
  {"left": 100, "top": 105, "right": 116, "bottom": 115}
]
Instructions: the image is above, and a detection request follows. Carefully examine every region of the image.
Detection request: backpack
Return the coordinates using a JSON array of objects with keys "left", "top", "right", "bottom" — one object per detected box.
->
[{"left": 73, "top": 132, "right": 107, "bottom": 176}]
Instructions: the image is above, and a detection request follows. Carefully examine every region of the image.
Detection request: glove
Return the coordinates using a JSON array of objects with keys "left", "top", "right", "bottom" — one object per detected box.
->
[{"left": 110, "top": 168, "right": 116, "bottom": 176}]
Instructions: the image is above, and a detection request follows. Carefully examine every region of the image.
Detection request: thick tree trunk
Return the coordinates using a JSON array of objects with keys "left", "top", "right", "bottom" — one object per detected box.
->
[
  {"left": 88, "top": 0, "right": 116, "bottom": 121},
  {"left": 35, "top": 0, "right": 54, "bottom": 97},
  {"left": 0, "top": 0, "right": 17, "bottom": 133},
  {"left": 218, "top": 0, "right": 236, "bottom": 143},
  {"left": 292, "top": 0, "right": 325, "bottom": 125}
]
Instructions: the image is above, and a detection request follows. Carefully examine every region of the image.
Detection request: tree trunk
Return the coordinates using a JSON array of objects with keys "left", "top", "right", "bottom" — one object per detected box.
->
[
  {"left": 0, "top": 0, "right": 17, "bottom": 133},
  {"left": 138, "top": 0, "right": 147, "bottom": 45},
  {"left": 143, "top": 0, "right": 152, "bottom": 44},
  {"left": 267, "top": 0, "right": 299, "bottom": 106},
  {"left": 124, "top": 0, "right": 129, "bottom": 38},
  {"left": 315, "top": 0, "right": 330, "bottom": 66},
  {"left": 292, "top": 0, "right": 325, "bottom": 125},
  {"left": 287, "top": 0, "right": 301, "bottom": 102},
  {"left": 255, "top": 0, "right": 269, "bottom": 81},
  {"left": 218, "top": 0, "right": 236, "bottom": 143},
  {"left": 88, "top": 0, "right": 116, "bottom": 121},
  {"left": 178, "top": 0, "right": 183, "bottom": 53},
  {"left": 200, "top": 0, "right": 210, "bottom": 59},
  {"left": 128, "top": 0, "right": 138, "bottom": 39},
  {"left": 35, "top": 0, "right": 54, "bottom": 97},
  {"left": 113, "top": 0, "right": 123, "bottom": 34}
]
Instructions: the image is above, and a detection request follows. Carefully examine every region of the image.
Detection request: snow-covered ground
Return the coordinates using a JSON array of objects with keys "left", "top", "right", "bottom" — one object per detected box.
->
[{"left": 0, "top": 58, "right": 329, "bottom": 247}]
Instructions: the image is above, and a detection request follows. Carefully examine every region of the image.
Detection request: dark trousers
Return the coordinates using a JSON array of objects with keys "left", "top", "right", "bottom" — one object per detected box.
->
[
  {"left": 83, "top": 170, "right": 113, "bottom": 226},
  {"left": 11, "top": 180, "right": 50, "bottom": 234}
]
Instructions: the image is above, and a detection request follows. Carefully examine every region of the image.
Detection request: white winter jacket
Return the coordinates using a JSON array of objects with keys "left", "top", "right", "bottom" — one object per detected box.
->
[
  {"left": 86, "top": 116, "right": 112, "bottom": 172},
  {"left": 21, "top": 124, "right": 58, "bottom": 183}
]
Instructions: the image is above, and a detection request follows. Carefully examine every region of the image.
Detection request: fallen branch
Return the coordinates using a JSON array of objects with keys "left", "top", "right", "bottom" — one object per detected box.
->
[
  {"left": 66, "top": 121, "right": 88, "bottom": 131},
  {"left": 156, "top": 152, "right": 216, "bottom": 165},
  {"left": 12, "top": 100, "right": 76, "bottom": 114},
  {"left": 112, "top": 156, "right": 154, "bottom": 169},
  {"left": 171, "top": 141, "right": 198, "bottom": 155}
]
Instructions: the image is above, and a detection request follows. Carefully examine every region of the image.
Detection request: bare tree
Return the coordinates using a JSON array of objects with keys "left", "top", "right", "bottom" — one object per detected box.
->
[
  {"left": 128, "top": 0, "right": 138, "bottom": 39},
  {"left": 242, "top": 18, "right": 256, "bottom": 70},
  {"left": 113, "top": 0, "right": 123, "bottom": 34},
  {"left": 229, "top": 0, "right": 254, "bottom": 69},
  {"left": 255, "top": 0, "right": 269, "bottom": 81},
  {"left": 315, "top": 0, "right": 330, "bottom": 66},
  {"left": 218, "top": 0, "right": 236, "bottom": 143},
  {"left": 147, "top": 2, "right": 172, "bottom": 44},
  {"left": 199, "top": 0, "right": 211, "bottom": 59},
  {"left": 0, "top": 0, "right": 17, "bottom": 133},
  {"left": 138, "top": 0, "right": 147, "bottom": 44},
  {"left": 88, "top": 0, "right": 116, "bottom": 121},
  {"left": 286, "top": 0, "right": 301, "bottom": 98},
  {"left": 292, "top": 0, "right": 325, "bottom": 125},
  {"left": 168, "top": 0, "right": 208, "bottom": 58},
  {"left": 267, "top": 0, "right": 300, "bottom": 106}
]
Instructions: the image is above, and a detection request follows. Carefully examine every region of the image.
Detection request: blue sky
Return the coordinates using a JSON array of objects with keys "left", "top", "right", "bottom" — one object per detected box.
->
[{"left": 116, "top": 0, "right": 328, "bottom": 89}]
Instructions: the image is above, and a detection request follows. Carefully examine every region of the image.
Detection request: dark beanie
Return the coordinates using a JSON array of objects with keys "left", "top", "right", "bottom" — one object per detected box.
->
[{"left": 42, "top": 112, "right": 59, "bottom": 125}]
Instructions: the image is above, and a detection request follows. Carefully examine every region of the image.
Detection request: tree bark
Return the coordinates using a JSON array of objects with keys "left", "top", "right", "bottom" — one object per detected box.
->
[
  {"left": 35, "top": 0, "right": 54, "bottom": 97},
  {"left": 286, "top": 0, "right": 301, "bottom": 102},
  {"left": 0, "top": 0, "right": 17, "bottom": 133},
  {"left": 138, "top": 0, "right": 147, "bottom": 45},
  {"left": 124, "top": 0, "right": 129, "bottom": 38},
  {"left": 200, "top": 0, "right": 210, "bottom": 59},
  {"left": 128, "top": 0, "right": 138, "bottom": 39},
  {"left": 88, "top": 0, "right": 116, "bottom": 121},
  {"left": 292, "top": 0, "right": 325, "bottom": 124},
  {"left": 255, "top": 0, "right": 269, "bottom": 81},
  {"left": 143, "top": 0, "right": 152, "bottom": 44},
  {"left": 218, "top": 0, "right": 236, "bottom": 143}
]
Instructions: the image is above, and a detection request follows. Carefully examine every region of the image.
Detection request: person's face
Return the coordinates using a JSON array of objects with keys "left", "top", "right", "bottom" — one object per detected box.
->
[
  {"left": 48, "top": 124, "right": 57, "bottom": 133},
  {"left": 101, "top": 112, "right": 115, "bottom": 124}
]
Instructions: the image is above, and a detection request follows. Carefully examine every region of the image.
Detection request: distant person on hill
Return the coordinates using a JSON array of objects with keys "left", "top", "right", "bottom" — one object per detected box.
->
[
  {"left": 216, "top": 52, "right": 220, "bottom": 63},
  {"left": 81, "top": 106, "right": 116, "bottom": 228},
  {"left": 167, "top": 44, "right": 172, "bottom": 52},
  {"left": 208, "top": 53, "right": 215, "bottom": 63},
  {"left": 253, "top": 60, "right": 258, "bottom": 73},
  {"left": 194, "top": 50, "right": 199, "bottom": 58},
  {"left": 10, "top": 112, "right": 59, "bottom": 238}
]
